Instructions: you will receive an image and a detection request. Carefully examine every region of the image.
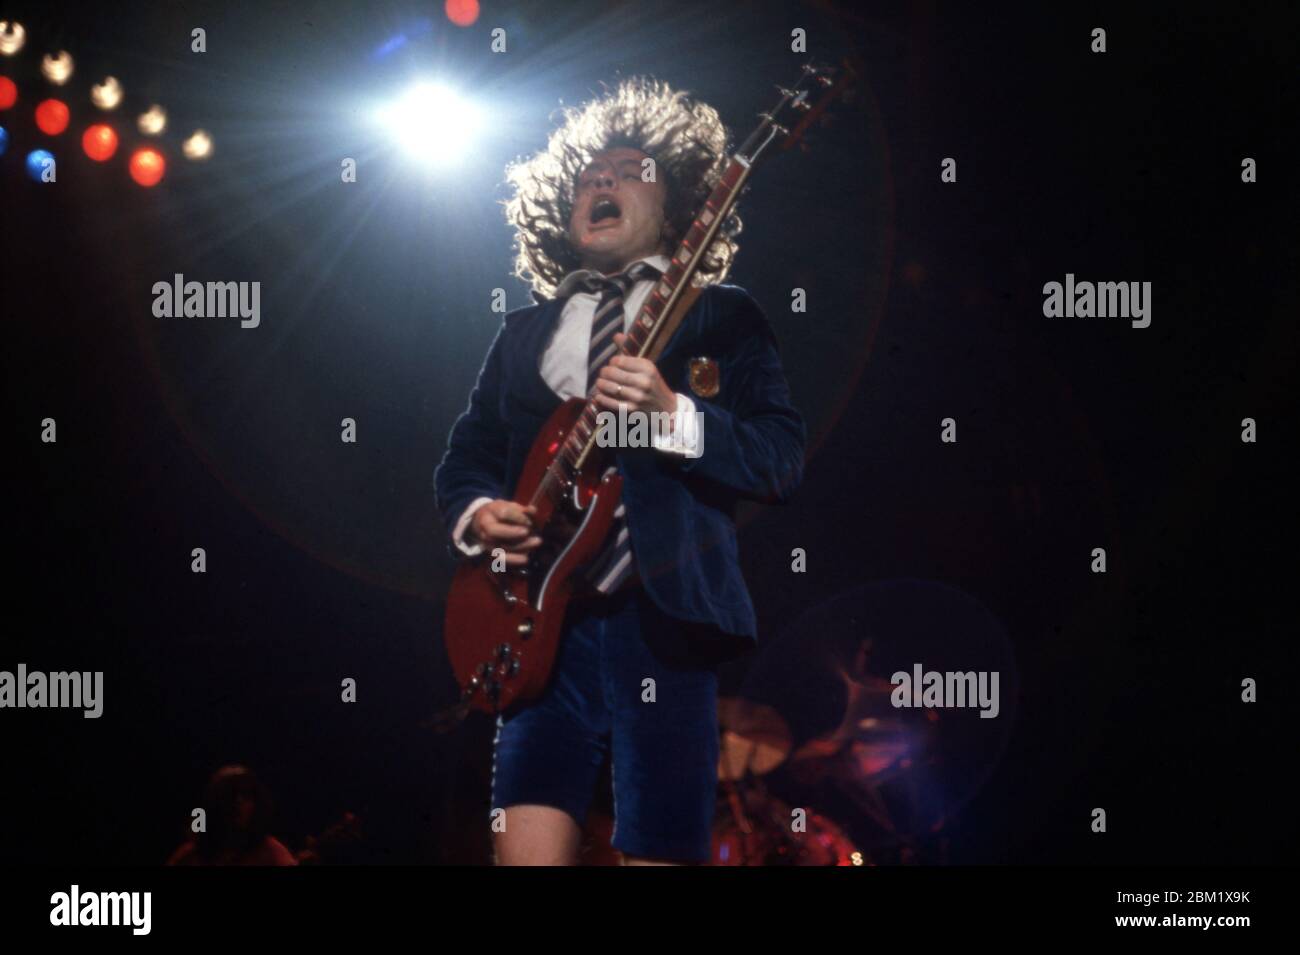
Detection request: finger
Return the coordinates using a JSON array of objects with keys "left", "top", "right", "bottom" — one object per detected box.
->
[
  {"left": 611, "top": 355, "right": 651, "bottom": 374},
  {"left": 482, "top": 519, "right": 532, "bottom": 541},
  {"left": 493, "top": 502, "right": 535, "bottom": 526}
]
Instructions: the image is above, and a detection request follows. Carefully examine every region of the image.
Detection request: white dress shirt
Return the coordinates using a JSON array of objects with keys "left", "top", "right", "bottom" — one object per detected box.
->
[{"left": 452, "top": 253, "right": 699, "bottom": 555}]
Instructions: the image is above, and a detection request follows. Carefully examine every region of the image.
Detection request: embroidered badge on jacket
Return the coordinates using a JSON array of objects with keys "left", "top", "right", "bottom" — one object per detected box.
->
[{"left": 688, "top": 357, "right": 720, "bottom": 398}]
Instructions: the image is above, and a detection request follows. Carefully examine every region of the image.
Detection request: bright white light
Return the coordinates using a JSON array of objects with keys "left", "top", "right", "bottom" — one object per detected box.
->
[
  {"left": 0, "top": 21, "right": 25, "bottom": 56},
  {"left": 42, "top": 51, "right": 74, "bottom": 85},
  {"left": 138, "top": 104, "right": 167, "bottom": 135},
  {"left": 376, "top": 82, "right": 483, "bottom": 166},
  {"left": 91, "top": 76, "right": 123, "bottom": 111},
  {"left": 183, "top": 129, "right": 213, "bottom": 161}
]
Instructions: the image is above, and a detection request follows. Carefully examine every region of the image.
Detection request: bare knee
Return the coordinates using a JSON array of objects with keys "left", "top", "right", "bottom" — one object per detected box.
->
[{"left": 492, "top": 805, "right": 582, "bottom": 866}]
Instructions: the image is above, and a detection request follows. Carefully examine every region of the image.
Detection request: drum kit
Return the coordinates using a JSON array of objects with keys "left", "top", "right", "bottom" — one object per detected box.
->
[
  {"left": 707, "top": 675, "right": 934, "bottom": 867},
  {"left": 578, "top": 580, "right": 1015, "bottom": 865},
  {"left": 580, "top": 675, "right": 946, "bottom": 866}
]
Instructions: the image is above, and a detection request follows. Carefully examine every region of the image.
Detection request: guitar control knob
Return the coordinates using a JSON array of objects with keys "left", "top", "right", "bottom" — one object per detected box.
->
[
  {"left": 517, "top": 620, "right": 533, "bottom": 638},
  {"left": 508, "top": 658, "right": 521, "bottom": 677},
  {"left": 497, "top": 643, "right": 512, "bottom": 660}
]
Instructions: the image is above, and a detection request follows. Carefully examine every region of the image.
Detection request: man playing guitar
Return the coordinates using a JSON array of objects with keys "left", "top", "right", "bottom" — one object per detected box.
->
[{"left": 434, "top": 77, "right": 805, "bottom": 865}]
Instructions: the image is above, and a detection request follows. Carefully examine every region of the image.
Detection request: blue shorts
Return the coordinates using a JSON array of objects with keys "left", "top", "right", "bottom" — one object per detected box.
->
[{"left": 491, "top": 585, "right": 720, "bottom": 862}]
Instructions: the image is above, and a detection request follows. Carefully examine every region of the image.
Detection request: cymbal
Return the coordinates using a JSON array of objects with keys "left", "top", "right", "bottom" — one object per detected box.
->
[{"left": 717, "top": 697, "right": 792, "bottom": 781}]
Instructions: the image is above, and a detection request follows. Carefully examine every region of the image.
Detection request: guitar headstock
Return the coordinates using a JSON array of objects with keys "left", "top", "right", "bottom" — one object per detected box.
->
[{"left": 736, "top": 60, "right": 855, "bottom": 167}]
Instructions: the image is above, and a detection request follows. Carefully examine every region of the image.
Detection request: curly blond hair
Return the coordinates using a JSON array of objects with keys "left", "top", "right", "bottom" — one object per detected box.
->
[{"left": 503, "top": 76, "right": 742, "bottom": 299}]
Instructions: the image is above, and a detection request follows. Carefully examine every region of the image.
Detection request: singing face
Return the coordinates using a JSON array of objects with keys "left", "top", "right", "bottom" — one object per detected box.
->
[{"left": 567, "top": 147, "right": 671, "bottom": 274}]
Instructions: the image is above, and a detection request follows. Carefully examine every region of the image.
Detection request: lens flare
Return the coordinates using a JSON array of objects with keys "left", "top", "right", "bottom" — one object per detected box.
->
[{"left": 375, "top": 82, "right": 482, "bottom": 166}]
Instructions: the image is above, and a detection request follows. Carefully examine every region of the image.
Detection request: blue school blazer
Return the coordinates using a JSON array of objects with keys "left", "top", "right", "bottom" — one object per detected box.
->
[{"left": 433, "top": 283, "right": 805, "bottom": 644}]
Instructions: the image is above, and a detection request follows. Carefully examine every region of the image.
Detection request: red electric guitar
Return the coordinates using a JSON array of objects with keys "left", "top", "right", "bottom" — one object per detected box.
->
[{"left": 443, "top": 63, "right": 853, "bottom": 716}]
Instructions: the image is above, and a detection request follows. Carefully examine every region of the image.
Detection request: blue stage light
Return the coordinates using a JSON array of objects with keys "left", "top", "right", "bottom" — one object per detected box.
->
[
  {"left": 0, "top": 125, "right": 8, "bottom": 156},
  {"left": 26, "top": 148, "right": 54, "bottom": 181}
]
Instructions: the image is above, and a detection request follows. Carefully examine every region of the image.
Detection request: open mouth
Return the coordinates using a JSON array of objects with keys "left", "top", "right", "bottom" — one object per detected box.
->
[{"left": 589, "top": 197, "right": 622, "bottom": 225}]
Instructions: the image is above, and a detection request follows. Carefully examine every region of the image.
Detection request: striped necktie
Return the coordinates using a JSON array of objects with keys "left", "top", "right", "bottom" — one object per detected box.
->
[{"left": 577, "top": 260, "right": 662, "bottom": 594}]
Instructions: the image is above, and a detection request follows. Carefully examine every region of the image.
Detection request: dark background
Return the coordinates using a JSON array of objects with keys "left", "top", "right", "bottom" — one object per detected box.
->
[{"left": 1, "top": 0, "right": 1295, "bottom": 865}]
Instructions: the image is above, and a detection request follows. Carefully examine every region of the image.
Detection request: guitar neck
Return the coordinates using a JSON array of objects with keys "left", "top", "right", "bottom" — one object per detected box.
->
[{"left": 566, "top": 156, "right": 752, "bottom": 470}]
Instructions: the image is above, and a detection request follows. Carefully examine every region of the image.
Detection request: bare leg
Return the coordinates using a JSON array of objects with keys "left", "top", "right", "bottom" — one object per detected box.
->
[{"left": 493, "top": 805, "right": 582, "bottom": 866}]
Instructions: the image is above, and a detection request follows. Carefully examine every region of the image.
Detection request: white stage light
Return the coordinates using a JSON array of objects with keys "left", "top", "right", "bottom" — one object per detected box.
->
[
  {"left": 183, "top": 129, "right": 213, "bottom": 161},
  {"left": 0, "top": 20, "right": 25, "bottom": 56},
  {"left": 138, "top": 104, "right": 167, "bottom": 135},
  {"left": 91, "top": 76, "right": 123, "bottom": 111},
  {"left": 42, "top": 51, "right": 74, "bottom": 85},
  {"left": 376, "top": 82, "right": 483, "bottom": 166}
]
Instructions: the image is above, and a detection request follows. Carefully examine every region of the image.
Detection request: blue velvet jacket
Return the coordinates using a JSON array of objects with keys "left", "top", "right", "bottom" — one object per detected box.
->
[{"left": 433, "top": 283, "right": 805, "bottom": 644}]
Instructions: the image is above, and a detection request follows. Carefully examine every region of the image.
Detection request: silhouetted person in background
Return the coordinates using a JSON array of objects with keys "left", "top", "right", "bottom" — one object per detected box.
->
[{"left": 167, "top": 764, "right": 297, "bottom": 866}]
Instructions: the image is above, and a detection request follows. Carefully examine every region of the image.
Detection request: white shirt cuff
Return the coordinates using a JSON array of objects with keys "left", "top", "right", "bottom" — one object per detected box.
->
[
  {"left": 452, "top": 497, "right": 495, "bottom": 556},
  {"left": 650, "top": 393, "right": 702, "bottom": 457}
]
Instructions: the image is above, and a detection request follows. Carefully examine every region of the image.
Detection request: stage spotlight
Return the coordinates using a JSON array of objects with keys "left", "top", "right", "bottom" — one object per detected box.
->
[
  {"left": 0, "top": 21, "right": 25, "bottom": 56},
  {"left": 35, "top": 98, "right": 69, "bottom": 136},
  {"left": 0, "top": 76, "right": 16, "bottom": 110},
  {"left": 91, "top": 76, "right": 123, "bottom": 111},
  {"left": 41, "top": 51, "right": 74, "bottom": 86},
  {"left": 182, "top": 129, "right": 213, "bottom": 161},
  {"left": 0, "top": 125, "right": 8, "bottom": 156},
  {"left": 26, "top": 148, "right": 53, "bottom": 181},
  {"left": 445, "top": 0, "right": 480, "bottom": 27},
  {"left": 376, "top": 82, "right": 482, "bottom": 166},
  {"left": 129, "top": 147, "right": 165, "bottom": 187},
  {"left": 137, "top": 104, "right": 166, "bottom": 136},
  {"left": 82, "top": 124, "right": 118, "bottom": 161}
]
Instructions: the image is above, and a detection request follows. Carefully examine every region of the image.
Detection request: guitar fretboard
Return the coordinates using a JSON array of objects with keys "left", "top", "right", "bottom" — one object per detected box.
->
[{"left": 536, "top": 156, "right": 750, "bottom": 496}]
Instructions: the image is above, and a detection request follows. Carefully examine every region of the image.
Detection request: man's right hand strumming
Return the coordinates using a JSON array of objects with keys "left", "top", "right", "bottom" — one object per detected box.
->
[{"left": 467, "top": 500, "right": 541, "bottom": 567}]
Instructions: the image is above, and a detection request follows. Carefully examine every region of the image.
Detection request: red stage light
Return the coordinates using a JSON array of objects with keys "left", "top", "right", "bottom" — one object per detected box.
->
[
  {"left": 35, "top": 98, "right": 69, "bottom": 135},
  {"left": 82, "top": 123, "right": 118, "bottom": 161},
  {"left": 445, "top": 0, "right": 479, "bottom": 27},
  {"left": 0, "top": 76, "right": 16, "bottom": 110},
  {"left": 128, "top": 147, "right": 166, "bottom": 186}
]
